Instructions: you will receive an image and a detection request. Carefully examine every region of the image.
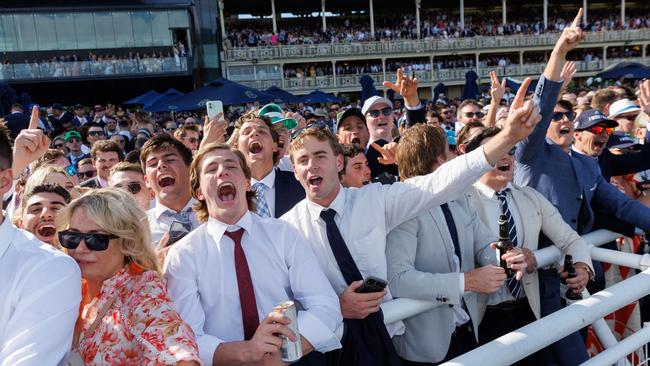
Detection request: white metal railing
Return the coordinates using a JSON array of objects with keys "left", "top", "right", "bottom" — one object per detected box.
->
[
  {"left": 379, "top": 229, "right": 650, "bottom": 365},
  {"left": 223, "top": 29, "right": 650, "bottom": 62}
]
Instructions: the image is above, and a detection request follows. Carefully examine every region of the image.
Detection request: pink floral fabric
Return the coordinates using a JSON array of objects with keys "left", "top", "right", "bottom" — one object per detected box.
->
[{"left": 76, "top": 267, "right": 201, "bottom": 365}]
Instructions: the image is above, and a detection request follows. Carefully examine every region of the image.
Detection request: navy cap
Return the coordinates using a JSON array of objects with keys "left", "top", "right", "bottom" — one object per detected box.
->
[
  {"left": 606, "top": 132, "right": 642, "bottom": 150},
  {"left": 574, "top": 109, "right": 618, "bottom": 130}
]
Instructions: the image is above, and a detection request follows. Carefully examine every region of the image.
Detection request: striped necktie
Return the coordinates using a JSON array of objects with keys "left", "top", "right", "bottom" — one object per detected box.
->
[
  {"left": 252, "top": 182, "right": 271, "bottom": 218},
  {"left": 495, "top": 189, "right": 522, "bottom": 299}
]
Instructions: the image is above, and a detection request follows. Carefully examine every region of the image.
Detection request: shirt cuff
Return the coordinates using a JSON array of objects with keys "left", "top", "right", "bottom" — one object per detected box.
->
[
  {"left": 196, "top": 333, "right": 224, "bottom": 366},
  {"left": 405, "top": 102, "right": 422, "bottom": 110},
  {"left": 470, "top": 145, "right": 494, "bottom": 170},
  {"left": 459, "top": 273, "right": 465, "bottom": 294},
  {"left": 297, "top": 311, "right": 342, "bottom": 353}
]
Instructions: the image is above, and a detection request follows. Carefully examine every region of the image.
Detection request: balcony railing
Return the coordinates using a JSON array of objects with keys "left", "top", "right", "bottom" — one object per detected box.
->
[
  {"left": 223, "top": 29, "right": 650, "bottom": 62},
  {"left": 236, "top": 57, "right": 650, "bottom": 93},
  {"left": 0, "top": 57, "right": 189, "bottom": 82}
]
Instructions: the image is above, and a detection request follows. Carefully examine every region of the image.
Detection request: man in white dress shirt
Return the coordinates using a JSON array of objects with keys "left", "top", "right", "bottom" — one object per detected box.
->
[
  {"left": 164, "top": 143, "right": 342, "bottom": 366},
  {"left": 140, "top": 134, "right": 199, "bottom": 245},
  {"left": 280, "top": 78, "right": 541, "bottom": 364},
  {"left": 0, "top": 123, "right": 81, "bottom": 365}
]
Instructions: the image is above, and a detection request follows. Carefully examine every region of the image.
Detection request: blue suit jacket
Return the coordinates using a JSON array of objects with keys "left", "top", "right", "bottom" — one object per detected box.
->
[
  {"left": 274, "top": 169, "right": 305, "bottom": 218},
  {"left": 514, "top": 76, "right": 650, "bottom": 238}
]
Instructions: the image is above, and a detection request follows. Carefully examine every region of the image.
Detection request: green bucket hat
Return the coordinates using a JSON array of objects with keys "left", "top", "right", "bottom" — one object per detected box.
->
[{"left": 258, "top": 103, "right": 298, "bottom": 130}]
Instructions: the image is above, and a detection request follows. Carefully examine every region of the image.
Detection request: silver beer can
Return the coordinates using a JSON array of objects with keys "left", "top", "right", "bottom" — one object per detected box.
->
[{"left": 273, "top": 300, "right": 302, "bottom": 363}]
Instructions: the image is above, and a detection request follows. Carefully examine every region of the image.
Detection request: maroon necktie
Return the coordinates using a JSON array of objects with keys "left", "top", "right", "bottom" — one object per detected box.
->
[{"left": 224, "top": 228, "right": 260, "bottom": 340}]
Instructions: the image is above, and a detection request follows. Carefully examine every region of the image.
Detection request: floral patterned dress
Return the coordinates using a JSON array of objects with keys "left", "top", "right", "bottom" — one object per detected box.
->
[{"left": 74, "top": 264, "right": 201, "bottom": 365}]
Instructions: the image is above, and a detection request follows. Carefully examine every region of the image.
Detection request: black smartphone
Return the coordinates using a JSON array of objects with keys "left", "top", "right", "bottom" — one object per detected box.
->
[
  {"left": 167, "top": 221, "right": 191, "bottom": 247},
  {"left": 355, "top": 276, "right": 388, "bottom": 293},
  {"left": 636, "top": 180, "right": 650, "bottom": 192}
]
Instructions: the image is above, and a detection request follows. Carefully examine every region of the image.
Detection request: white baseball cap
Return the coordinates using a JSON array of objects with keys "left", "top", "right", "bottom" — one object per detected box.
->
[
  {"left": 608, "top": 98, "right": 641, "bottom": 119},
  {"left": 361, "top": 96, "right": 394, "bottom": 115}
]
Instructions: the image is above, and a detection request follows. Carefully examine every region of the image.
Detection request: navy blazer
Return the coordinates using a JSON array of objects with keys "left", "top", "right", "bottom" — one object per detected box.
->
[
  {"left": 598, "top": 133, "right": 650, "bottom": 182},
  {"left": 514, "top": 76, "right": 650, "bottom": 238},
  {"left": 274, "top": 169, "right": 305, "bottom": 218}
]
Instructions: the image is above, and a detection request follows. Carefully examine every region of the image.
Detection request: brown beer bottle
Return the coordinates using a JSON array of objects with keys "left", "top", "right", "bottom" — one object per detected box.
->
[
  {"left": 496, "top": 214, "right": 514, "bottom": 276},
  {"left": 563, "top": 255, "right": 583, "bottom": 301}
]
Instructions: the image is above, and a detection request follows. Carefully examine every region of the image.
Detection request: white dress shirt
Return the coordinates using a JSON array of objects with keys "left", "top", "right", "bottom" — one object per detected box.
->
[
  {"left": 164, "top": 212, "right": 342, "bottom": 365},
  {"left": 251, "top": 168, "right": 276, "bottom": 217},
  {"left": 147, "top": 198, "right": 199, "bottom": 245},
  {"left": 277, "top": 156, "right": 293, "bottom": 172},
  {"left": 281, "top": 146, "right": 492, "bottom": 337},
  {"left": 0, "top": 213, "right": 81, "bottom": 365},
  {"left": 473, "top": 181, "right": 525, "bottom": 305}
]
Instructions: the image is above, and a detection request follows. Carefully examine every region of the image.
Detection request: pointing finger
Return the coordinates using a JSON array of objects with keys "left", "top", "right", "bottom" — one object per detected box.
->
[
  {"left": 29, "top": 106, "right": 39, "bottom": 130},
  {"left": 572, "top": 8, "right": 583, "bottom": 28},
  {"left": 511, "top": 78, "right": 531, "bottom": 109}
]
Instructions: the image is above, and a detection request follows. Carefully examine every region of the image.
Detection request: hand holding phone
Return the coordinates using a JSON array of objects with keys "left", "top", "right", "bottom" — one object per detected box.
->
[
  {"left": 206, "top": 100, "right": 224, "bottom": 120},
  {"left": 355, "top": 276, "right": 388, "bottom": 293}
]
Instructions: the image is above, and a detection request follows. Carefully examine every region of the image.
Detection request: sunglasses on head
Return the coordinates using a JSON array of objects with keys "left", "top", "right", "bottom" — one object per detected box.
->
[
  {"left": 367, "top": 107, "right": 393, "bottom": 118},
  {"left": 552, "top": 111, "right": 577, "bottom": 121},
  {"left": 291, "top": 120, "right": 328, "bottom": 139},
  {"left": 58, "top": 230, "right": 118, "bottom": 251},
  {"left": 584, "top": 125, "right": 615, "bottom": 135},
  {"left": 464, "top": 112, "right": 485, "bottom": 119},
  {"left": 115, "top": 182, "right": 143, "bottom": 194},
  {"left": 77, "top": 170, "right": 97, "bottom": 179}
]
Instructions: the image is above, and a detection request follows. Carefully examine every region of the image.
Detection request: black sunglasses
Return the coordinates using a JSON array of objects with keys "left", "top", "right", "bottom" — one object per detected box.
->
[
  {"left": 552, "top": 111, "right": 577, "bottom": 121},
  {"left": 464, "top": 112, "right": 485, "bottom": 118},
  {"left": 58, "top": 230, "right": 118, "bottom": 251},
  {"left": 291, "top": 120, "right": 328, "bottom": 140},
  {"left": 54, "top": 143, "right": 65, "bottom": 149},
  {"left": 77, "top": 170, "right": 97, "bottom": 179},
  {"left": 367, "top": 107, "right": 393, "bottom": 118},
  {"left": 88, "top": 131, "right": 105, "bottom": 137},
  {"left": 618, "top": 114, "right": 638, "bottom": 122},
  {"left": 115, "top": 182, "right": 143, "bottom": 194}
]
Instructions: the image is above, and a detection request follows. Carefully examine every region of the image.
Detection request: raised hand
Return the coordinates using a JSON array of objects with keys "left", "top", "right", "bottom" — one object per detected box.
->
[
  {"left": 383, "top": 68, "right": 419, "bottom": 108},
  {"left": 12, "top": 106, "right": 50, "bottom": 174},
  {"left": 554, "top": 8, "right": 585, "bottom": 55},
  {"left": 502, "top": 78, "right": 541, "bottom": 141},
  {"left": 200, "top": 113, "right": 227, "bottom": 150},
  {"left": 489, "top": 70, "right": 506, "bottom": 104},
  {"left": 561, "top": 61, "right": 577, "bottom": 90},
  {"left": 638, "top": 80, "right": 650, "bottom": 117}
]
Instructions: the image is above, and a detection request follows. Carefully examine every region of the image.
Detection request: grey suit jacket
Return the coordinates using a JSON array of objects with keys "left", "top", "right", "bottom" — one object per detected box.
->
[
  {"left": 386, "top": 195, "right": 495, "bottom": 363},
  {"left": 465, "top": 183, "right": 594, "bottom": 320}
]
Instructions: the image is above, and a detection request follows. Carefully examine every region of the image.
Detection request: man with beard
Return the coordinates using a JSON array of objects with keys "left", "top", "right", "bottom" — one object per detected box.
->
[
  {"left": 231, "top": 109, "right": 304, "bottom": 218},
  {"left": 140, "top": 134, "right": 198, "bottom": 245},
  {"left": 18, "top": 183, "right": 71, "bottom": 248}
]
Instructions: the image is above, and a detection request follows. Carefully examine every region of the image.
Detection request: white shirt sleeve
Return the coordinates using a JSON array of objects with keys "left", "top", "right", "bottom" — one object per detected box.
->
[
  {"left": 164, "top": 245, "right": 224, "bottom": 364},
  {"left": 0, "top": 255, "right": 81, "bottom": 366},
  {"left": 286, "top": 229, "right": 343, "bottom": 352}
]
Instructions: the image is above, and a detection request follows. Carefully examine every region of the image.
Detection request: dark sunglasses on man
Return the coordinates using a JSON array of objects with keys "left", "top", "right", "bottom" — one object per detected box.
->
[
  {"left": 88, "top": 131, "right": 105, "bottom": 137},
  {"left": 551, "top": 111, "right": 577, "bottom": 121},
  {"left": 53, "top": 142, "right": 65, "bottom": 149},
  {"left": 114, "top": 182, "right": 143, "bottom": 195},
  {"left": 58, "top": 230, "right": 118, "bottom": 251},
  {"left": 77, "top": 170, "right": 97, "bottom": 180},
  {"left": 464, "top": 112, "right": 485, "bottom": 119},
  {"left": 367, "top": 107, "right": 393, "bottom": 118}
]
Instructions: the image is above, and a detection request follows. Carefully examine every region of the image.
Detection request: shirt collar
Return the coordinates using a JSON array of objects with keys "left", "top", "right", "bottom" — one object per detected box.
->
[
  {"left": 153, "top": 198, "right": 196, "bottom": 220},
  {"left": 305, "top": 185, "right": 347, "bottom": 222},
  {"left": 206, "top": 211, "right": 254, "bottom": 241},
  {"left": 251, "top": 168, "right": 276, "bottom": 189},
  {"left": 0, "top": 211, "right": 17, "bottom": 260},
  {"left": 474, "top": 181, "right": 514, "bottom": 199},
  {"left": 570, "top": 145, "right": 598, "bottom": 161}
]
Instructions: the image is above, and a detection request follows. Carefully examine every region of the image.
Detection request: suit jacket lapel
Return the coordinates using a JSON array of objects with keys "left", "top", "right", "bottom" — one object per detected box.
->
[{"left": 429, "top": 207, "right": 455, "bottom": 271}]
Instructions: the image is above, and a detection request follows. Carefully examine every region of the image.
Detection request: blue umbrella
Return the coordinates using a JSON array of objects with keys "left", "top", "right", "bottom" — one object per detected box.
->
[
  {"left": 360, "top": 75, "right": 379, "bottom": 106},
  {"left": 167, "top": 77, "right": 275, "bottom": 111},
  {"left": 460, "top": 71, "right": 480, "bottom": 101},
  {"left": 300, "top": 90, "right": 341, "bottom": 104},
  {"left": 144, "top": 88, "right": 185, "bottom": 113},
  {"left": 123, "top": 90, "right": 160, "bottom": 106},
  {"left": 597, "top": 62, "right": 650, "bottom": 80},
  {"left": 265, "top": 86, "right": 300, "bottom": 103}
]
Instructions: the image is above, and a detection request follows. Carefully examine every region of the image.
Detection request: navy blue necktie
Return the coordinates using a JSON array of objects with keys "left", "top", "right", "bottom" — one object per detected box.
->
[
  {"left": 440, "top": 203, "right": 462, "bottom": 267},
  {"left": 319, "top": 209, "right": 401, "bottom": 366}
]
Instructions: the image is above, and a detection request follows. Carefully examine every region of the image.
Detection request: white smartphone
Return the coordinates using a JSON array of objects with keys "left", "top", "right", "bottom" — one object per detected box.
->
[{"left": 206, "top": 100, "right": 223, "bottom": 120}]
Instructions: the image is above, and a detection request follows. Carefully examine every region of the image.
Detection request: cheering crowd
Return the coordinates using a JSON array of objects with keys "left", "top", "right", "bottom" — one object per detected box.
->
[{"left": 2, "top": 8, "right": 650, "bottom": 366}]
